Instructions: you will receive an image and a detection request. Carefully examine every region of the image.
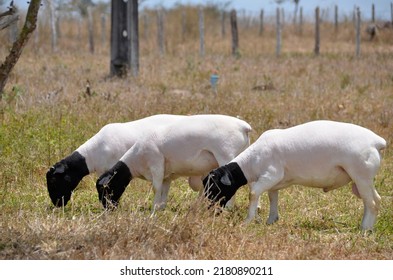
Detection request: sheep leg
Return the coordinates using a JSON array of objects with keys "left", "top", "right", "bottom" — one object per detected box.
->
[
  {"left": 356, "top": 179, "right": 381, "bottom": 231},
  {"left": 245, "top": 167, "right": 284, "bottom": 224},
  {"left": 152, "top": 179, "right": 171, "bottom": 212},
  {"left": 345, "top": 148, "right": 382, "bottom": 231},
  {"left": 357, "top": 181, "right": 381, "bottom": 231},
  {"left": 245, "top": 192, "right": 259, "bottom": 223},
  {"left": 159, "top": 179, "right": 172, "bottom": 210},
  {"left": 245, "top": 183, "right": 274, "bottom": 223},
  {"left": 267, "top": 190, "right": 279, "bottom": 224}
]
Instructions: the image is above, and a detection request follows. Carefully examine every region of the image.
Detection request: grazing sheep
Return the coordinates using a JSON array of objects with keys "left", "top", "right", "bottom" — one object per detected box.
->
[
  {"left": 203, "top": 120, "right": 386, "bottom": 231},
  {"left": 96, "top": 114, "right": 252, "bottom": 211},
  {"left": 46, "top": 114, "right": 185, "bottom": 207}
]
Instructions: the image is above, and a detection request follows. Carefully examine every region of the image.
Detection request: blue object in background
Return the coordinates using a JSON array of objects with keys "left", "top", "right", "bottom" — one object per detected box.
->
[{"left": 210, "top": 74, "right": 219, "bottom": 94}]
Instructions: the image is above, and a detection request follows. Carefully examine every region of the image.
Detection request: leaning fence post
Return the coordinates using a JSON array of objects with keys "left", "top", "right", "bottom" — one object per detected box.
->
[{"left": 314, "top": 7, "right": 320, "bottom": 56}]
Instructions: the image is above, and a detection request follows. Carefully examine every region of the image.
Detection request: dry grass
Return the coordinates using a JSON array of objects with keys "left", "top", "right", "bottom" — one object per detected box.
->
[{"left": 1, "top": 7, "right": 393, "bottom": 259}]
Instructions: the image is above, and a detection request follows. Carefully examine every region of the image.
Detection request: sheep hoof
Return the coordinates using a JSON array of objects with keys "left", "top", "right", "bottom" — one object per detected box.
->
[
  {"left": 266, "top": 216, "right": 279, "bottom": 225},
  {"left": 361, "top": 229, "right": 374, "bottom": 236},
  {"left": 243, "top": 217, "right": 253, "bottom": 225},
  {"left": 255, "top": 215, "right": 263, "bottom": 224}
]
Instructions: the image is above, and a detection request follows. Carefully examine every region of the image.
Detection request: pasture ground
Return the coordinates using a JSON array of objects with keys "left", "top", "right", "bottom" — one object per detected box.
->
[{"left": 0, "top": 12, "right": 393, "bottom": 259}]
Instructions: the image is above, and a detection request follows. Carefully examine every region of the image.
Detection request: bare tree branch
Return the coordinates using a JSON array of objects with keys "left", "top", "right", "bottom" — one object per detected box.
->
[
  {"left": 0, "top": 12, "right": 19, "bottom": 30},
  {"left": 0, "top": 4, "right": 18, "bottom": 30},
  {"left": 0, "top": 0, "right": 42, "bottom": 97}
]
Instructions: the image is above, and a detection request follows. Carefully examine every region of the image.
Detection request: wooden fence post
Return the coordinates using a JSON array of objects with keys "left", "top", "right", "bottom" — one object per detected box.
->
[
  {"left": 314, "top": 7, "right": 320, "bottom": 56},
  {"left": 230, "top": 9, "right": 239, "bottom": 57},
  {"left": 157, "top": 9, "right": 165, "bottom": 56},
  {"left": 259, "top": 9, "right": 264, "bottom": 36},
  {"left": 199, "top": 7, "right": 205, "bottom": 57},
  {"left": 371, "top": 4, "right": 375, "bottom": 23},
  {"left": 77, "top": 17, "right": 81, "bottom": 41},
  {"left": 46, "top": 0, "right": 57, "bottom": 52},
  {"left": 56, "top": 12, "right": 61, "bottom": 40},
  {"left": 391, "top": 3, "right": 393, "bottom": 24},
  {"left": 129, "top": 0, "right": 139, "bottom": 77},
  {"left": 356, "top": 7, "right": 361, "bottom": 57},
  {"left": 87, "top": 6, "right": 94, "bottom": 54},
  {"left": 281, "top": 8, "right": 285, "bottom": 27},
  {"left": 101, "top": 13, "right": 106, "bottom": 48},
  {"left": 334, "top": 5, "right": 338, "bottom": 33},
  {"left": 221, "top": 11, "right": 226, "bottom": 38},
  {"left": 142, "top": 13, "right": 148, "bottom": 41},
  {"left": 276, "top": 7, "right": 281, "bottom": 57},
  {"left": 181, "top": 9, "right": 186, "bottom": 42},
  {"left": 299, "top": 6, "right": 303, "bottom": 35}
]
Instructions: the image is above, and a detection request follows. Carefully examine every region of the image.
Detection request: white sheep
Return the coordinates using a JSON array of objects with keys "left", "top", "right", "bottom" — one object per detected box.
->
[
  {"left": 203, "top": 120, "right": 386, "bottom": 231},
  {"left": 47, "top": 114, "right": 186, "bottom": 207},
  {"left": 95, "top": 114, "right": 252, "bottom": 211}
]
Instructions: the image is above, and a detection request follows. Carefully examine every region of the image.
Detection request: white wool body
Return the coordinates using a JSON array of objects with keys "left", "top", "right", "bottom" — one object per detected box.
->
[
  {"left": 232, "top": 120, "right": 386, "bottom": 230},
  {"left": 76, "top": 114, "right": 183, "bottom": 174},
  {"left": 118, "top": 114, "right": 252, "bottom": 209}
]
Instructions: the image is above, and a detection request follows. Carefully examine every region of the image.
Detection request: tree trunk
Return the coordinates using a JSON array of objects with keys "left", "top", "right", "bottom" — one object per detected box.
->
[
  {"left": 0, "top": 0, "right": 41, "bottom": 98},
  {"left": 110, "top": 0, "right": 130, "bottom": 76}
]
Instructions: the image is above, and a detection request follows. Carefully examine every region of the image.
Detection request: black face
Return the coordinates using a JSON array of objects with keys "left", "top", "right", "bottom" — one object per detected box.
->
[
  {"left": 96, "top": 161, "right": 132, "bottom": 209},
  {"left": 203, "top": 168, "right": 232, "bottom": 207},
  {"left": 203, "top": 162, "right": 248, "bottom": 207},
  {"left": 46, "top": 162, "right": 79, "bottom": 207},
  {"left": 46, "top": 152, "right": 89, "bottom": 207}
]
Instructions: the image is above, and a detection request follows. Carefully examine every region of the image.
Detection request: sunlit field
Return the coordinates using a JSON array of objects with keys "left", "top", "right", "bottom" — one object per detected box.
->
[{"left": 1, "top": 5, "right": 393, "bottom": 259}]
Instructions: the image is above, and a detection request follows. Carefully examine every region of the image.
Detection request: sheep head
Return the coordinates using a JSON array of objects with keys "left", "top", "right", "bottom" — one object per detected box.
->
[
  {"left": 203, "top": 162, "right": 247, "bottom": 207},
  {"left": 46, "top": 152, "right": 89, "bottom": 207},
  {"left": 96, "top": 161, "right": 132, "bottom": 209}
]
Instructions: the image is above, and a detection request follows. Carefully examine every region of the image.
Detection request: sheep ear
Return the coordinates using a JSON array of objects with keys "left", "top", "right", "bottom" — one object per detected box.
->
[
  {"left": 97, "top": 174, "right": 111, "bottom": 187},
  {"left": 48, "top": 166, "right": 55, "bottom": 173},
  {"left": 53, "top": 164, "right": 66, "bottom": 175},
  {"left": 220, "top": 172, "right": 231, "bottom": 186}
]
